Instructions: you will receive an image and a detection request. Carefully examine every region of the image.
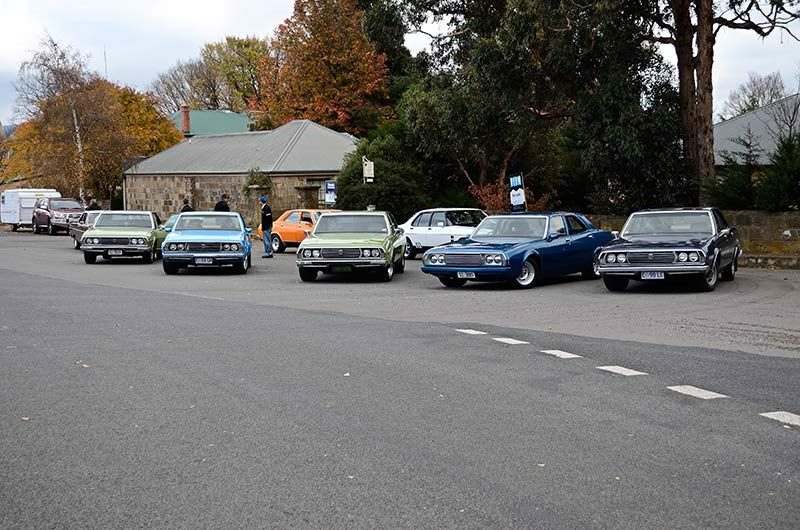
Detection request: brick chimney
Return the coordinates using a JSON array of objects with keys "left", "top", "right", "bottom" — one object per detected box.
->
[{"left": 181, "top": 105, "right": 191, "bottom": 136}]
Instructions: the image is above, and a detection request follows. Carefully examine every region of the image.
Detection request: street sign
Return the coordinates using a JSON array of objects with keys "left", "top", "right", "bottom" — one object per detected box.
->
[
  {"left": 324, "top": 180, "right": 336, "bottom": 204},
  {"left": 509, "top": 173, "right": 526, "bottom": 212},
  {"left": 362, "top": 156, "right": 374, "bottom": 183}
]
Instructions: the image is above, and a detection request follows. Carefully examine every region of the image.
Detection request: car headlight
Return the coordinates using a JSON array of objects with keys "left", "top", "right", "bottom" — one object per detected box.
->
[
  {"left": 231, "top": 243, "right": 240, "bottom": 252},
  {"left": 616, "top": 253, "right": 627, "bottom": 263},
  {"left": 688, "top": 252, "right": 699, "bottom": 262},
  {"left": 607, "top": 254, "right": 616, "bottom": 263},
  {"left": 177, "top": 243, "right": 186, "bottom": 251},
  {"left": 312, "top": 249, "right": 320, "bottom": 258},
  {"left": 54, "top": 212, "right": 65, "bottom": 219},
  {"left": 371, "top": 249, "right": 381, "bottom": 257},
  {"left": 223, "top": 243, "right": 230, "bottom": 251},
  {"left": 677, "top": 252, "right": 688, "bottom": 262},
  {"left": 432, "top": 254, "right": 446, "bottom": 264},
  {"left": 362, "top": 249, "right": 371, "bottom": 257},
  {"left": 303, "top": 249, "right": 312, "bottom": 258},
  {"left": 168, "top": 243, "right": 176, "bottom": 251}
]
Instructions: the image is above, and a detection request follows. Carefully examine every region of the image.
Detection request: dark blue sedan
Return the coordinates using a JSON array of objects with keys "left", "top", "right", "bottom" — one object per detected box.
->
[{"left": 420, "top": 212, "right": 614, "bottom": 288}]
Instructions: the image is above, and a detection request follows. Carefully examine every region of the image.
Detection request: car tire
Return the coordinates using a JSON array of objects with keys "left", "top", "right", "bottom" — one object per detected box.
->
[
  {"left": 602, "top": 275, "right": 628, "bottom": 291},
  {"left": 581, "top": 260, "right": 600, "bottom": 280},
  {"left": 396, "top": 254, "right": 405, "bottom": 273},
  {"left": 47, "top": 221, "right": 55, "bottom": 236},
  {"left": 142, "top": 248, "right": 155, "bottom": 264},
  {"left": 299, "top": 268, "right": 317, "bottom": 282},
  {"left": 83, "top": 252, "right": 97, "bottom": 264},
  {"left": 232, "top": 259, "right": 247, "bottom": 274},
  {"left": 379, "top": 261, "right": 395, "bottom": 282},
  {"left": 73, "top": 237, "right": 81, "bottom": 250},
  {"left": 510, "top": 259, "right": 538, "bottom": 289},
  {"left": 11, "top": 224, "right": 18, "bottom": 232},
  {"left": 404, "top": 238, "right": 417, "bottom": 259},
  {"left": 31, "top": 218, "right": 38, "bottom": 234},
  {"left": 721, "top": 252, "right": 737, "bottom": 281},
  {"left": 439, "top": 277, "right": 467, "bottom": 288},
  {"left": 697, "top": 259, "right": 719, "bottom": 292},
  {"left": 163, "top": 261, "right": 179, "bottom": 275},
  {"left": 271, "top": 234, "right": 286, "bottom": 253}
]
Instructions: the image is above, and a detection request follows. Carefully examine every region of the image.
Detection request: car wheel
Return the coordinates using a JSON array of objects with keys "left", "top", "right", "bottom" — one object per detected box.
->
[
  {"left": 379, "top": 261, "right": 395, "bottom": 282},
  {"left": 510, "top": 259, "right": 538, "bottom": 289},
  {"left": 271, "top": 234, "right": 286, "bottom": 253},
  {"left": 73, "top": 237, "right": 81, "bottom": 250},
  {"left": 299, "top": 268, "right": 317, "bottom": 282},
  {"left": 83, "top": 252, "right": 97, "bottom": 264},
  {"left": 721, "top": 252, "right": 737, "bottom": 281},
  {"left": 246, "top": 253, "right": 252, "bottom": 270},
  {"left": 232, "top": 259, "right": 247, "bottom": 274},
  {"left": 396, "top": 253, "right": 405, "bottom": 273},
  {"left": 11, "top": 224, "right": 18, "bottom": 232},
  {"left": 163, "top": 261, "right": 179, "bottom": 275},
  {"left": 602, "top": 275, "right": 628, "bottom": 291},
  {"left": 31, "top": 218, "right": 38, "bottom": 234},
  {"left": 581, "top": 260, "right": 600, "bottom": 280},
  {"left": 404, "top": 238, "right": 417, "bottom": 259},
  {"left": 439, "top": 277, "right": 467, "bottom": 288},
  {"left": 47, "top": 221, "right": 55, "bottom": 235},
  {"left": 142, "top": 248, "right": 155, "bottom": 264},
  {"left": 697, "top": 259, "right": 719, "bottom": 292}
]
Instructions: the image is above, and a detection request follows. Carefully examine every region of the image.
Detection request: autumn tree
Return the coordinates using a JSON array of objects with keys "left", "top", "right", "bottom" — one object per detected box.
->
[{"left": 252, "top": 0, "right": 389, "bottom": 135}]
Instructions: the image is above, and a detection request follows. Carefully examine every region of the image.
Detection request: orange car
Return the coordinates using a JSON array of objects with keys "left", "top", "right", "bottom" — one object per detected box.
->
[{"left": 260, "top": 209, "right": 340, "bottom": 253}]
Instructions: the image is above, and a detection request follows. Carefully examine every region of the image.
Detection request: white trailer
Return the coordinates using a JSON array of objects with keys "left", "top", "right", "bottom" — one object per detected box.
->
[{"left": 0, "top": 188, "right": 61, "bottom": 231}]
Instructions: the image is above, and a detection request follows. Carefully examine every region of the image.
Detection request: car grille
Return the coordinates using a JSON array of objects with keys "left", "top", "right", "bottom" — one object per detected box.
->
[
  {"left": 321, "top": 248, "right": 362, "bottom": 258},
  {"left": 98, "top": 237, "right": 134, "bottom": 245},
  {"left": 186, "top": 242, "right": 222, "bottom": 252},
  {"left": 627, "top": 251, "right": 675, "bottom": 263},
  {"left": 444, "top": 254, "right": 483, "bottom": 266}
]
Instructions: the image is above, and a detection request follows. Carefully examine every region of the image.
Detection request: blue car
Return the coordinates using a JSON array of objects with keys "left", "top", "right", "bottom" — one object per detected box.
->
[
  {"left": 421, "top": 212, "right": 614, "bottom": 288},
  {"left": 161, "top": 212, "right": 253, "bottom": 275}
]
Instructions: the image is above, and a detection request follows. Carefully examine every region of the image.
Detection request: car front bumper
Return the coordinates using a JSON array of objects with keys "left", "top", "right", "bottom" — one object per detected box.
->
[
  {"left": 163, "top": 252, "right": 247, "bottom": 265},
  {"left": 297, "top": 258, "right": 390, "bottom": 272},
  {"left": 421, "top": 265, "right": 512, "bottom": 281},
  {"left": 597, "top": 264, "right": 710, "bottom": 277},
  {"left": 82, "top": 244, "right": 150, "bottom": 256}
]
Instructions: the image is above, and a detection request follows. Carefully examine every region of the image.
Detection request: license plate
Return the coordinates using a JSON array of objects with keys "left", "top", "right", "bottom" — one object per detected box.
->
[
  {"left": 108, "top": 249, "right": 123, "bottom": 256},
  {"left": 332, "top": 265, "right": 351, "bottom": 272},
  {"left": 456, "top": 271, "right": 476, "bottom": 279},
  {"left": 641, "top": 271, "right": 665, "bottom": 280},
  {"left": 195, "top": 257, "right": 213, "bottom": 265}
]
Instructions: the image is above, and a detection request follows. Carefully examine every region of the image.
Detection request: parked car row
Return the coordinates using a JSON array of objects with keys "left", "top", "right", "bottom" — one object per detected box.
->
[{"left": 40, "top": 204, "right": 741, "bottom": 292}]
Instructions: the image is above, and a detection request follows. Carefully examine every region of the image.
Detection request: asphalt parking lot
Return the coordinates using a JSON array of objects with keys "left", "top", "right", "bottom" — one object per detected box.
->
[{"left": 2, "top": 228, "right": 799, "bottom": 359}]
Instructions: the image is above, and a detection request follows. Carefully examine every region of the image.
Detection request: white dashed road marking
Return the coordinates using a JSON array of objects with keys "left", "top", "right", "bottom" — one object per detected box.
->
[
  {"left": 667, "top": 385, "right": 728, "bottom": 400},
  {"left": 455, "top": 329, "right": 487, "bottom": 335},
  {"left": 759, "top": 411, "right": 800, "bottom": 427},
  {"left": 541, "top": 349, "right": 582, "bottom": 359},
  {"left": 596, "top": 366, "right": 648, "bottom": 376},
  {"left": 493, "top": 338, "right": 530, "bottom": 345}
]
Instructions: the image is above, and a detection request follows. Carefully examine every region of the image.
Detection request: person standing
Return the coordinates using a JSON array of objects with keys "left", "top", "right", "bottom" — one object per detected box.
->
[
  {"left": 180, "top": 197, "right": 194, "bottom": 212},
  {"left": 86, "top": 198, "right": 101, "bottom": 210},
  {"left": 259, "top": 195, "right": 273, "bottom": 258},
  {"left": 214, "top": 194, "right": 230, "bottom": 212}
]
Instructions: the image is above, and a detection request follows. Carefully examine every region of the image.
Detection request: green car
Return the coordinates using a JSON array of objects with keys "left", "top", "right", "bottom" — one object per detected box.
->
[
  {"left": 81, "top": 211, "right": 167, "bottom": 264},
  {"left": 296, "top": 211, "right": 406, "bottom": 282}
]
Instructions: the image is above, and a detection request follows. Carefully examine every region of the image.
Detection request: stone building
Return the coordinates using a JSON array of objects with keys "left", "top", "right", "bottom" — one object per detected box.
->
[{"left": 123, "top": 120, "right": 358, "bottom": 226}]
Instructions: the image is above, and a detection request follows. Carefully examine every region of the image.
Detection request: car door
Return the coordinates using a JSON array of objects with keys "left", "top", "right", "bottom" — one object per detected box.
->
[
  {"left": 281, "top": 211, "right": 301, "bottom": 243},
  {"left": 426, "top": 211, "right": 451, "bottom": 247},
  {"left": 564, "top": 214, "right": 596, "bottom": 273},
  {"left": 406, "top": 212, "right": 432, "bottom": 249},
  {"left": 152, "top": 213, "right": 167, "bottom": 249},
  {"left": 712, "top": 209, "right": 736, "bottom": 266},
  {"left": 33, "top": 198, "right": 46, "bottom": 225},
  {"left": 538, "top": 214, "right": 571, "bottom": 272},
  {"left": 298, "top": 211, "right": 315, "bottom": 242}
]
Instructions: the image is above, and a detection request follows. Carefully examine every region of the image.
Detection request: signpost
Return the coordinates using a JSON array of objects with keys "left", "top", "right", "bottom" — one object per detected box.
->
[
  {"left": 509, "top": 173, "right": 526, "bottom": 212},
  {"left": 362, "top": 156, "right": 374, "bottom": 183},
  {"left": 324, "top": 180, "right": 336, "bottom": 205}
]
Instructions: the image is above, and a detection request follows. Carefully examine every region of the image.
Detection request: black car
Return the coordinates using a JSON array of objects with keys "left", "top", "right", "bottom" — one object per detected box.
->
[{"left": 596, "top": 207, "right": 741, "bottom": 292}]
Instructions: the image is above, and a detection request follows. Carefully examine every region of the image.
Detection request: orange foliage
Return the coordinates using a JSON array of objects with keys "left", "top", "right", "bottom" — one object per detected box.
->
[
  {"left": 469, "top": 182, "right": 554, "bottom": 212},
  {"left": 251, "top": 0, "right": 389, "bottom": 135}
]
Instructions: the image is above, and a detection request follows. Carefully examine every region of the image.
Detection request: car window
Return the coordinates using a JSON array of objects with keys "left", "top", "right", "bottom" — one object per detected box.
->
[
  {"left": 446, "top": 210, "right": 486, "bottom": 226},
  {"left": 413, "top": 212, "right": 432, "bottom": 227},
  {"left": 315, "top": 214, "right": 388, "bottom": 233},
  {"left": 549, "top": 215, "right": 567, "bottom": 235},
  {"left": 300, "top": 212, "right": 313, "bottom": 223},
  {"left": 472, "top": 216, "right": 547, "bottom": 239},
  {"left": 431, "top": 212, "right": 448, "bottom": 226},
  {"left": 285, "top": 212, "right": 300, "bottom": 223},
  {"left": 95, "top": 213, "right": 153, "bottom": 228},
  {"left": 175, "top": 214, "right": 241, "bottom": 231},
  {"left": 713, "top": 210, "right": 728, "bottom": 231},
  {"left": 566, "top": 215, "right": 588, "bottom": 235},
  {"left": 51, "top": 199, "right": 82, "bottom": 209}
]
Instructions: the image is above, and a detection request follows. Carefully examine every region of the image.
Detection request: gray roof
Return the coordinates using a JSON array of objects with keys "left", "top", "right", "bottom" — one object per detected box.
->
[
  {"left": 714, "top": 93, "right": 800, "bottom": 165},
  {"left": 125, "top": 120, "right": 358, "bottom": 176}
]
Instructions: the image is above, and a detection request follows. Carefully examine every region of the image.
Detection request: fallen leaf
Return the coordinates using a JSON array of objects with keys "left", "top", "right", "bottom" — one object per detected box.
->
[
  {"left": 343, "top": 372, "right": 351, "bottom": 377},
  {"left": 21, "top": 417, "right": 29, "bottom": 421}
]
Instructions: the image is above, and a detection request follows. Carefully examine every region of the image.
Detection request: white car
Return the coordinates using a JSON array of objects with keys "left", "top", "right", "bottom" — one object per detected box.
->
[{"left": 399, "top": 208, "right": 487, "bottom": 258}]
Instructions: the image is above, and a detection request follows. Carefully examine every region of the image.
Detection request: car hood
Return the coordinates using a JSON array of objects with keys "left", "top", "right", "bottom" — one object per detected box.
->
[
  {"left": 165, "top": 230, "right": 244, "bottom": 242},
  {"left": 302, "top": 233, "right": 392, "bottom": 246},
  {"left": 434, "top": 238, "right": 541, "bottom": 252},
  {"left": 85, "top": 226, "right": 154, "bottom": 237},
  {"left": 603, "top": 236, "right": 710, "bottom": 250},
  {"left": 52, "top": 208, "right": 84, "bottom": 214}
]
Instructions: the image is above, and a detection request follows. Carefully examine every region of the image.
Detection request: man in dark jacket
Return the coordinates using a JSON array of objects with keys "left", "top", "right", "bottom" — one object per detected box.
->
[
  {"left": 214, "top": 194, "right": 230, "bottom": 212},
  {"left": 86, "top": 198, "right": 101, "bottom": 210},
  {"left": 180, "top": 198, "right": 194, "bottom": 212},
  {"left": 259, "top": 195, "right": 273, "bottom": 258}
]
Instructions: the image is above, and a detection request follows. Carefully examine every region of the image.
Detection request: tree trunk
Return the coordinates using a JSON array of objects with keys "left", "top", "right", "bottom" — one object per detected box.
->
[
  {"left": 71, "top": 104, "right": 86, "bottom": 199},
  {"left": 671, "top": 0, "right": 700, "bottom": 205},
  {"left": 695, "top": 0, "right": 716, "bottom": 206}
]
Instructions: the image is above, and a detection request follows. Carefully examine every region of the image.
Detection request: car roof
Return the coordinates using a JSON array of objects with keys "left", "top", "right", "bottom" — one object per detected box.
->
[
  {"left": 632, "top": 208, "right": 714, "bottom": 213},
  {"left": 179, "top": 211, "right": 239, "bottom": 216},
  {"left": 321, "top": 211, "right": 388, "bottom": 216},
  {"left": 414, "top": 207, "right": 484, "bottom": 213},
  {"left": 97, "top": 210, "right": 153, "bottom": 215}
]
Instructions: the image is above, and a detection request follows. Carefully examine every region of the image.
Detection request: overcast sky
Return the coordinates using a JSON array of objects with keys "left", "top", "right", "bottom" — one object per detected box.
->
[{"left": 1, "top": 0, "right": 798, "bottom": 127}]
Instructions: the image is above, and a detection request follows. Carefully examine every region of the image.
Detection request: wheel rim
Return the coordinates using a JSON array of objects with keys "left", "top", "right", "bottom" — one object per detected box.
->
[
  {"left": 386, "top": 262, "right": 394, "bottom": 280},
  {"left": 705, "top": 261, "right": 718, "bottom": 287},
  {"left": 516, "top": 261, "right": 536, "bottom": 286},
  {"left": 73, "top": 238, "right": 79, "bottom": 249},
  {"left": 404, "top": 239, "right": 412, "bottom": 258},
  {"left": 271, "top": 236, "right": 280, "bottom": 252}
]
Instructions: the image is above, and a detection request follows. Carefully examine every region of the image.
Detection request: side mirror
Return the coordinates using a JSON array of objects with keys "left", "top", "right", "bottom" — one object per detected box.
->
[
  {"left": 612, "top": 230, "right": 620, "bottom": 238},
  {"left": 548, "top": 232, "right": 561, "bottom": 241},
  {"left": 396, "top": 227, "right": 404, "bottom": 235},
  {"left": 304, "top": 229, "right": 311, "bottom": 237},
  {"left": 246, "top": 227, "right": 252, "bottom": 233},
  {"left": 164, "top": 227, "right": 172, "bottom": 233}
]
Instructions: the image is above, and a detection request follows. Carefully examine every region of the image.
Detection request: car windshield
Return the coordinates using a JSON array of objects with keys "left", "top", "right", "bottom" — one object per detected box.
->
[
  {"left": 471, "top": 216, "right": 548, "bottom": 240},
  {"left": 51, "top": 199, "right": 82, "bottom": 209},
  {"left": 95, "top": 213, "right": 153, "bottom": 228},
  {"left": 314, "top": 214, "right": 388, "bottom": 234},
  {"left": 164, "top": 214, "right": 179, "bottom": 230},
  {"left": 175, "top": 214, "right": 242, "bottom": 231},
  {"left": 86, "top": 212, "right": 101, "bottom": 224},
  {"left": 622, "top": 212, "right": 714, "bottom": 238},
  {"left": 445, "top": 210, "right": 486, "bottom": 227}
]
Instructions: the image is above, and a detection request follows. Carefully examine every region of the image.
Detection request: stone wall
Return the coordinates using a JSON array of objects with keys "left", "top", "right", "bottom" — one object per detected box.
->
[{"left": 588, "top": 210, "right": 800, "bottom": 269}]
